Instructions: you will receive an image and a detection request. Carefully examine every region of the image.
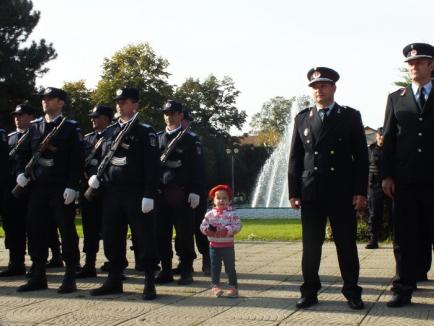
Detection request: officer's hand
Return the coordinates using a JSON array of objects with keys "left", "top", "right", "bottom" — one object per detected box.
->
[
  {"left": 16, "top": 173, "right": 30, "bottom": 187},
  {"left": 289, "top": 197, "right": 301, "bottom": 209},
  {"left": 141, "top": 197, "right": 154, "bottom": 214},
  {"left": 63, "top": 188, "right": 76, "bottom": 205},
  {"left": 188, "top": 193, "right": 200, "bottom": 209},
  {"left": 382, "top": 177, "right": 395, "bottom": 198},
  {"left": 88, "top": 175, "right": 100, "bottom": 189},
  {"left": 352, "top": 195, "right": 367, "bottom": 210}
]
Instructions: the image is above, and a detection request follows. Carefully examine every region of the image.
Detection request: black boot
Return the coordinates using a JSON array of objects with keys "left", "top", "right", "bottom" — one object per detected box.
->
[
  {"left": 90, "top": 272, "right": 123, "bottom": 296},
  {"left": 76, "top": 253, "right": 97, "bottom": 279},
  {"left": 17, "top": 262, "right": 48, "bottom": 292},
  {"left": 155, "top": 260, "right": 174, "bottom": 284},
  {"left": 143, "top": 272, "right": 157, "bottom": 300},
  {"left": 178, "top": 260, "right": 194, "bottom": 285},
  {"left": 365, "top": 235, "right": 379, "bottom": 249},
  {"left": 58, "top": 265, "right": 77, "bottom": 293},
  {"left": 202, "top": 254, "right": 210, "bottom": 276},
  {"left": 0, "top": 253, "right": 26, "bottom": 277},
  {"left": 26, "top": 263, "right": 34, "bottom": 278}
]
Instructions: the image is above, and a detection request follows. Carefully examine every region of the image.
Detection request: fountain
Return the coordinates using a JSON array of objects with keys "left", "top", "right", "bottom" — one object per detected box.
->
[{"left": 251, "top": 97, "right": 310, "bottom": 208}]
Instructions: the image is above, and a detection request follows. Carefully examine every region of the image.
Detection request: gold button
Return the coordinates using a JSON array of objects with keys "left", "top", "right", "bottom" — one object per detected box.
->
[
  {"left": 314, "top": 151, "right": 318, "bottom": 155},
  {"left": 330, "top": 167, "right": 335, "bottom": 171},
  {"left": 314, "top": 167, "right": 318, "bottom": 170},
  {"left": 418, "top": 148, "right": 422, "bottom": 152},
  {"left": 330, "top": 150, "right": 335, "bottom": 154},
  {"left": 418, "top": 132, "right": 422, "bottom": 136}
]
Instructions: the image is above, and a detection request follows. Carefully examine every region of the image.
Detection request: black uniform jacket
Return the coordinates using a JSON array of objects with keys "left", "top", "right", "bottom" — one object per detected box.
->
[
  {"left": 8, "top": 130, "right": 32, "bottom": 186},
  {"left": 382, "top": 85, "right": 434, "bottom": 185},
  {"left": 101, "top": 120, "right": 160, "bottom": 199},
  {"left": 0, "top": 126, "right": 8, "bottom": 184},
  {"left": 288, "top": 103, "right": 369, "bottom": 202},
  {"left": 16, "top": 117, "right": 84, "bottom": 190},
  {"left": 83, "top": 130, "right": 106, "bottom": 179},
  {"left": 158, "top": 129, "right": 205, "bottom": 196}
]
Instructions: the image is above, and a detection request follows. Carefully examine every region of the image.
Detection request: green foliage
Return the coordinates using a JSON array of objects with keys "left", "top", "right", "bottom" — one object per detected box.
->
[
  {"left": 0, "top": 0, "right": 56, "bottom": 128},
  {"left": 250, "top": 96, "right": 296, "bottom": 136},
  {"left": 175, "top": 75, "right": 246, "bottom": 137},
  {"left": 62, "top": 80, "right": 94, "bottom": 133},
  {"left": 394, "top": 67, "right": 411, "bottom": 88},
  {"left": 237, "top": 219, "right": 302, "bottom": 241},
  {"left": 92, "top": 43, "right": 173, "bottom": 128}
]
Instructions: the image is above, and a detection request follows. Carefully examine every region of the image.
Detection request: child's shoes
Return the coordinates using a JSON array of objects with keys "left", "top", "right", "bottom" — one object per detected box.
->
[
  {"left": 211, "top": 286, "right": 223, "bottom": 297},
  {"left": 226, "top": 287, "right": 238, "bottom": 298}
]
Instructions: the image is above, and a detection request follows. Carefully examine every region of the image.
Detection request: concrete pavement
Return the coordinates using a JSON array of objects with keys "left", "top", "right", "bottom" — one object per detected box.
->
[{"left": 0, "top": 241, "right": 433, "bottom": 325}]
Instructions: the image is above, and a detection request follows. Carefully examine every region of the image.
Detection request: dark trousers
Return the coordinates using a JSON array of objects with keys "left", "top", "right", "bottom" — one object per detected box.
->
[
  {"left": 156, "top": 195, "right": 196, "bottom": 266},
  {"left": 2, "top": 190, "right": 27, "bottom": 263},
  {"left": 174, "top": 194, "right": 209, "bottom": 258},
  {"left": 80, "top": 194, "right": 102, "bottom": 255},
  {"left": 26, "top": 183, "right": 79, "bottom": 265},
  {"left": 101, "top": 188, "right": 158, "bottom": 273},
  {"left": 300, "top": 200, "right": 362, "bottom": 299},
  {"left": 392, "top": 184, "right": 434, "bottom": 295},
  {"left": 367, "top": 187, "right": 392, "bottom": 237},
  {"left": 210, "top": 246, "right": 237, "bottom": 287}
]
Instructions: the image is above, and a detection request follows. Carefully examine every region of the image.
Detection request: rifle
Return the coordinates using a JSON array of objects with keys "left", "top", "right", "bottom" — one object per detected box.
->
[
  {"left": 84, "top": 112, "right": 139, "bottom": 201},
  {"left": 12, "top": 117, "right": 67, "bottom": 198},
  {"left": 160, "top": 123, "right": 191, "bottom": 164},
  {"left": 8, "top": 130, "right": 30, "bottom": 158},
  {"left": 84, "top": 136, "right": 105, "bottom": 168}
]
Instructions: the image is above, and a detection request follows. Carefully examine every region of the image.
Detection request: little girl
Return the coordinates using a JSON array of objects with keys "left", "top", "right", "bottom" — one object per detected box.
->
[{"left": 200, "top": 184, "right": 242, "bottom": 298}]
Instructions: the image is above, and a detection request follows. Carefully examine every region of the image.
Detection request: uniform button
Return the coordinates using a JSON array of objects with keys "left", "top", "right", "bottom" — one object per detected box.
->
[
  {"left": 419, "top": 117, "right": 423, "bottom": 121},
  {"left": 330, "top": 167, "right": 335, "bottom": 171},
  {"left": 314, "top": 151, "right": 318, "bottom": 155},
  {"left": 314, "top": 167, "right": 318, "bottom": 171},
  {"left": 418, "top": 148, "right": 422, "bottom": 152},
  {"left": 330, "top": 150, "right": 335, "bottom": 154},
  {"left": 418, "top": 132, "right": 422, "bottom": 136},
  {"left": 307, "top": 140, "right": 310, "bottom": 143}
]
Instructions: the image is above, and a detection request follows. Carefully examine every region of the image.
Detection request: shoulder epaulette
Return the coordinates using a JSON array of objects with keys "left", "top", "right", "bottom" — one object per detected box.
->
[
  {"left": 8, "top": 131, "right": 18, "bottom": 137},
  {"left": 296, "top": 107, "right": 310, "bottom": 116},
  {"left": 187, "top": 131, "right": 198, "bottom": 137},
  {"left": 84, "top": 131, "right": 95, "bottom": 137},
  {"left": 139, "top": 123, "right": 151, "bottom": 129},
  {"left": 31, "top": 117, "right": 43, "bottom": 123}
]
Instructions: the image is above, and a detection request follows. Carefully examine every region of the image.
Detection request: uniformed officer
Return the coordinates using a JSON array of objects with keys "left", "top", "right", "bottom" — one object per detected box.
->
[
  {"left": 76, "top": 105, "right": 113, "bottom": 278},
  {"left": 16, "top": 87, "right": 83, "bottom": 293},
  {"left": 382, "top": 43, "right": 434, "bottom": 307},
  {"left": 172, "top": 110, "right": 210, "bottom": 276},
  {"left": 288, "top": 67, "right": 368, "bottom": 310},
  {"left": 155, "top": 100, "right": 204, "bottom": 285},
  {"left": 0, "top": 103, "right": 35, "bottom": 277},
  {"left": 365, "top": 127, "right": 392, "bottom": 249},
  {"left": 87, "top": 87, "right": 159, "bottom": 300}
]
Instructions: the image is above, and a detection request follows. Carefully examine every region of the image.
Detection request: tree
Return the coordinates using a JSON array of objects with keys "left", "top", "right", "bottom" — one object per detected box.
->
[
  {"left": 92, "top": 43, "right": 173, "bottom": 128},
  {"left": 249, "top": 96, "right": 295, "bottom": 136},
  {"left": 62, "top": 80, "right": 94, "bottom": 133},
  {"left": 0, "top": 0, "right": 56, "bottom": 127},
  {"left": 175, "top": 75, "right": 246, "bottom": 138},
  {"left": 394, "top": 67, "right": 411, "bottom": 88},
  {"left": 174, "top": 75, "right": 247, "bottom": 190}
]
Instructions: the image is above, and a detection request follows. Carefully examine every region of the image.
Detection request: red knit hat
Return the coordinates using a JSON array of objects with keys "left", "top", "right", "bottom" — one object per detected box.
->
[{"left": 209, "top": 184, "right": 233, "bottom": 200}]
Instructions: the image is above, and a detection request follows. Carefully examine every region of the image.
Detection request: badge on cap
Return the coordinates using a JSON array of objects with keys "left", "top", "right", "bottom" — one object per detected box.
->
[
  {"left": 410, "top": 49, "right": 418, "bottom": 56},
  {"left": 116, "top": 89, "right": 123, "bottom": 96},
  {"left": 44, "top": 88, "right": 52, "bottom": 94},
  {"left": 304, "top": 128, "right": 309, "bottom": 137},
  {"left": 312, "top": 71, "right": 321, "bottom": 79}
]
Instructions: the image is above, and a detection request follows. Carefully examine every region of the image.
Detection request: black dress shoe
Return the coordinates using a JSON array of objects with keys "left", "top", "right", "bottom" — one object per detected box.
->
[
  {"left": 17, "top": 277, "right": 48, "bottom": 292},
  {"left": 296, "top": 296, "right": 318, "bottom": 309},
  {"left": 76, "top": 265, "right": 97, "bottom": 279},
  {"left": 90, "top": 279, "right": 123, "bottom": 296},
  {"left": 155, "top": 270, "right": 174, "bottom": 284},
  {"left": 347, "top": 297, "right": 364, "bottom": 310},
  {"left": 365, "top": 241, "right": 379, "bottom": 249},
  {"left": 177, "top": 273, "right": 193, "bottom": 285},
  {"left": 387, "top": 294, "right": 411, "bottom": 308}
]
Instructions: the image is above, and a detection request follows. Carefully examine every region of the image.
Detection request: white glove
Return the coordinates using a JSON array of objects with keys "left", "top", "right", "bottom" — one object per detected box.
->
[
  {"left": 141, "top": 197, "right": 154, "bottom": 214},
  {"left": 188, "top": 193, "right": 200, "bottom": 209},
  {"left": 88, "top": 175, "right": 100, "bottom": 189},
  {"left": 63, "top": 188, "right": 76, "bottom": 205},
  {"left": 17, "top": 173, "right": 30, "bottom": 187}
]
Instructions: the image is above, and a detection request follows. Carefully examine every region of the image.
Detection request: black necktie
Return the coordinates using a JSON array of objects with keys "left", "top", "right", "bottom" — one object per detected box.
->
[
  {"left": 419, "top": 87, "right": 426, "bottom": 109},
  {"left": 322, "top": 108, "right": 329, "bottom": 124}
]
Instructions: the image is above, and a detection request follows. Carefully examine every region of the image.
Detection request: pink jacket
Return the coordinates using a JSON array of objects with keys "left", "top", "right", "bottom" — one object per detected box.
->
[{"left": 200, "top": 207, "right": 242, "bottom": 248}]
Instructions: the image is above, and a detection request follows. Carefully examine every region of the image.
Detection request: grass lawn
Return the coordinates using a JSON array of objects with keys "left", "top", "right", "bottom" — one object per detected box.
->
[{"left": 0, "top": 218, "right": 301, "bottom": 241}]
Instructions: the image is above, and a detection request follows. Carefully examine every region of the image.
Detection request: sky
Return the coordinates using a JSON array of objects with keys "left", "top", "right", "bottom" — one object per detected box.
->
[{"left": 30, "top": 0, "right": 434, "bottom": 134}]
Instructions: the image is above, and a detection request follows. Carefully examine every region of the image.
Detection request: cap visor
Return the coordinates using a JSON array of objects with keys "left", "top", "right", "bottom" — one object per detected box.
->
[
  {"left": 404, "top": 55, "right": 433, "bottom": 62},
  {"left": 308, "top": 78, "right": 335, "bottom": 86}
]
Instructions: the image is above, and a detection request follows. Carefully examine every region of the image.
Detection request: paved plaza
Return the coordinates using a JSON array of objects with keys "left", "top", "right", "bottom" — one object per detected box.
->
[{"left": 0, "top": 241, "right": 433, "bottom": 325}]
